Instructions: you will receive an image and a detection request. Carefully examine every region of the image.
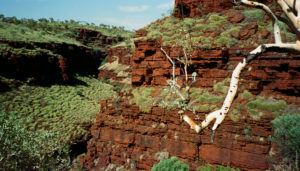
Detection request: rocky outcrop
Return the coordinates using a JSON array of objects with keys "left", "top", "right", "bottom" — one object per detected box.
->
[
  {"left": 0, "top": 40, "right": 103, "bottom": 84},
  {"left": 174, "top": 0, "right": 233, "bottom": 18},
  {"left": 173, "top": 0, "right": 275, "bottom": 18},
  {"left": 77, "top": 28, "right": 124, "bottom": 47},
  {"left": 81, "top": 99, "right": 274, "bottom": 170},
  {"left": 78, "top": 1, "right": 300, "bottom": 169},
  {"left": 98, "top": 46, "right": 133, "bottom": 84},
  {"left": 131, "top": 39, "right": 300, "bottom": 104},
  {"left": 224, "top": 11, "right": 245, "bottom": 24},
  {"left": 0, "top": 27, "right": 129, "bottom": 84}
]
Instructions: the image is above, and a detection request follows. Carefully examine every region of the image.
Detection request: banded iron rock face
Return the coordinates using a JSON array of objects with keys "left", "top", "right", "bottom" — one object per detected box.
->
[
  {"left": 173, "top": 0, "right": 274, "bottom": 18},
  {"left": 83, "top": 0, "right": 300, "bottom": 169},
  {"left": 174, "top": 0, "right": 233, "bottom": 18},
  {"left": 131, "top": 38, "right": 300, "bottom": 104},
  {"left": 81, "top": 99, "right": 274, "bottom": 170},
  {"left": 83, "top": 34, "right": 300, "bottom": 171}
]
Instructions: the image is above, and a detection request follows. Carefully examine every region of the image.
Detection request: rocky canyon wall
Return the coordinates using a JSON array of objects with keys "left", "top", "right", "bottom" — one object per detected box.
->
[
  {"left": 132, "top": 36, "right": 300, "bottom": 105},
  {"left": 81, "top": 99, "right": 274, "bottom": 171},
  {"left": 0, "top": 40, "right": 100, "bottom": 84},
  {"left": 81, "top": 1, "right": 300, "bottom": 170},
  {"left": 82, "top": 34, "right": 300, "bottom": 171}
]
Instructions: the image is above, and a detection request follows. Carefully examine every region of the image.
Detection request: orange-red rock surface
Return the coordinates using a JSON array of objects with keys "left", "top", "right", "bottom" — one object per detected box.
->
[
  {"left": 81, "top": 1, "right": 300, "bottom": 170},
  {"left": 81, "top": 99, "right": 274, "bottom": 170},
  {"left": 174, "top": 0, "right": 233, "bottom": 18},
  {"left": 131, "top": 38, "right": 300, "bottom": 103},
  {"left": 82, "top": 33, "right": 300, "bottom": 171}
]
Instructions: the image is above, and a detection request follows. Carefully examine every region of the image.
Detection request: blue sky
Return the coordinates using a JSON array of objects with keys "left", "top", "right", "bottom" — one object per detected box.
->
[{"left": 0, "top": 0, "right": 174, "bottom": 30}]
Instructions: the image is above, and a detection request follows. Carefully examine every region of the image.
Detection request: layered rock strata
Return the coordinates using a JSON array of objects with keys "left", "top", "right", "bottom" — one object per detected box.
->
[{"left": 81, "top": 99, "right": 274, "bottom": 171}]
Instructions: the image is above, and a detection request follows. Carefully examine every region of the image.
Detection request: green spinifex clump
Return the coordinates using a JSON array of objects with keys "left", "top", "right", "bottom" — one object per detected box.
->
[
  {"left": 197, "top": 164, "right": 240, "bottom": 171},
  {"left": 151, "top": 157, "right": 189, "bottom": 171},
  {"left": 246, "top": 97, "right": 286, "bottom": 117},
  {"left": 130, "top": 87, "right": 155, "bottom": 113}
]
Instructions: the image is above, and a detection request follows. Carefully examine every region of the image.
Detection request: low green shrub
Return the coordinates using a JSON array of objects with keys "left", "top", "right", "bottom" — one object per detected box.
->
[
  {"left": 215, "top": 37, "right": 238, "bottom": 48},
  {"left": 242, "top": 9, "right": 265, "bottom": 21},
  {"left": 0, "top": 110, "right": 70, "bottom": 170},
  {"left": 194, "top": 104, "right": 210, "bottom": 112},
  {"left": 197, "top": 164, "right": 239, "bottom": 171},
  {"left": 229, "top": 103, "right": 246, "bottom": 122},
  {"left": 248, "top": 109, "right": 264, "bottom": 121},
  {"left": 213, "top": 78, "right": 230, "bottom": 94},
  {"left": 131, "top": 87, "right": 155, "bottom": 113},
  {"left": 270, "top": 114, "right": 300, "bottom": 165},
  {"left": 242, "top": 90, "right": 252, "bottom": 100},
  {"left": 151, "top": 157, "right": 189, "bottom": 171},
  {"left": 207, "top": 14, "right": 228, "bottom": 26},
  {"left": 246, "top": 97, "right": 286, "bottom": 116}
]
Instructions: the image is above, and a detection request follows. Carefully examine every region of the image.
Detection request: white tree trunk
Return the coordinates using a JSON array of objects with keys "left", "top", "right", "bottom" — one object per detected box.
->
[
  {"left": 277, "top": 0, "right": 300, "bottom": 30},
  {"left": 182, "top": 0, "right": 300, "bottom": 139}
]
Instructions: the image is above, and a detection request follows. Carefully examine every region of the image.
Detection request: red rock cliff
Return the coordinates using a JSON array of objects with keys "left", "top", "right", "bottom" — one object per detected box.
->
[
  {"left": 82, "top": 38, "right": 300, "bottom": 171},
  {"left": 173, "top": 0, "right": 233, "bottom": 18},
  {"left": 131, "top": 38, "right": 300, "bottom": 103},
  {"left": 0, "top": 40, "right": 99, "bottom": 84},
  {"left": 81, "top": 99, "right": 274, "bottom": 171},
  {"left": 81, "top": 1, "right": 300, "bottom": 169}
]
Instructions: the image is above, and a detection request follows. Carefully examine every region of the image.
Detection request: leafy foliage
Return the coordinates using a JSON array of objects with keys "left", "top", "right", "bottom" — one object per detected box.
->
[
  {"left": 151, "top": 157, "right": 189, "bottom": 171},
  {"left": 270, "top": 114, "right": 300, "bottom": 164},
  {"left": 229, "top": 103, "right": 245, "bottom": 122},
  {"left": 0, "top": 110, "right": 41, "bottom": 170},
  {"left": 0, "top": 110, "right": 70, "bottom": 170}
]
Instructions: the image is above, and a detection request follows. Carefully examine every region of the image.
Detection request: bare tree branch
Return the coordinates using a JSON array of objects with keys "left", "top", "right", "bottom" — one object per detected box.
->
[
  {"left": 182, "top": 0, "right": 300, "bottom": 142},
  {"left": 276, "top": 15, "right": 300, "bottom": 39},
  {"left": 161, "top": 47, "right": 175, "bottom": 81},
  {"left": 161, "top": 47, "right": 186, "bottom": 101},
  {"left": 278, "top": 0, "right": 300, "bottom": 30}
]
